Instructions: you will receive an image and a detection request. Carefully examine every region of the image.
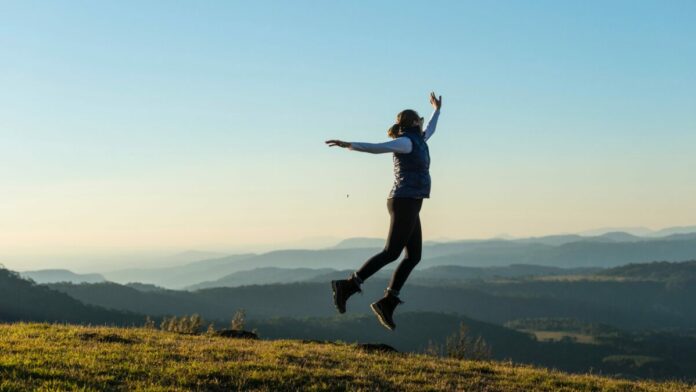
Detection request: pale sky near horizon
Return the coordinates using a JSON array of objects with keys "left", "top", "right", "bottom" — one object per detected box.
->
[{"left": 2, "top": 1, "right": 696, "bottom": 270}]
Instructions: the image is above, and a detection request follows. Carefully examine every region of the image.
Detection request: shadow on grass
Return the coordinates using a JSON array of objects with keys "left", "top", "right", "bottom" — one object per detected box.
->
[
  {"left": 79, "top": 332, "right": 139, "bottom": 344},
  {"left": 0, "top": 362, "right": 93, "bottom": 389},
  {"left": 176, "top": 369, "right": 401, "bottom": 392}
]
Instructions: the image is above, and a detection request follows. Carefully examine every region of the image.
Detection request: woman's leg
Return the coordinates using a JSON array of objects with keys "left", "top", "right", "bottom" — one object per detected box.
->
[
  {"left": 353, "top": 198, "right": 422, "bottom": 284},
  {"left": 387, "top": 215, "right": 422, "bottom": 295}
]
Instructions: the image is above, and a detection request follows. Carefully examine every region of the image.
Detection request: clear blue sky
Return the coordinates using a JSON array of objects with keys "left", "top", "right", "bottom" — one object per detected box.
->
[{"left": 2, "top": 1, "right": 695, "bottom": 269}]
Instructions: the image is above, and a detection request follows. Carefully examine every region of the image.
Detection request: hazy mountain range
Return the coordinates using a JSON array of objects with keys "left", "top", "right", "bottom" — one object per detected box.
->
[
  {"left": 16, "top": 227, "right": 696, "bottom": 290},
  {"left": 578, "top": 225, "right": 696, "bottom": 237},
  {"left": 186, "top": 264, "right": 600, "bottom": 290},
  {"left": 43, "top": 261, "right": 696, "bottom": 331}
]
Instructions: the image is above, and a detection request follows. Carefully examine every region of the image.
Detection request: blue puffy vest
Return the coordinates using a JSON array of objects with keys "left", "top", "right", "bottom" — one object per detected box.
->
[{"left": 388, "top": 127, "right": 431, "bottom": 199}]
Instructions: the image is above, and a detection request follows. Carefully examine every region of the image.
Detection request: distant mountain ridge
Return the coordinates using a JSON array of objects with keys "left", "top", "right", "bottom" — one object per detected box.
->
[
  {"left": 422, "top": 235, "right": 696, "bottom": 268},
  {"left": 20, "top": 269, "right": 106, "bottom": 284},
  {"left": 104, "top": 253, "right": 256, "bottom": 288},
  {"left": 330, "top": 237, "right": 384, "bottom": 249},
  {"left": 190, "top": 264, "right": 601, "bottom": 290},
  {"left": 599, "top": 260, "right": 696, "bottom": 281},
  {"left": 187, "top": 267, "right": 335, "bottom": 290},
  {"left": 649, "top": 225, "right": 696, "bottom": 237},
  {"left": 578, "top": 225, "right": 696, "bottom": 237},
  {"left": 333, "top": 225, "right": 696, "bottom": 249},
  {"left": 96, "top": 227, "right": 696, "bottom": 289}
]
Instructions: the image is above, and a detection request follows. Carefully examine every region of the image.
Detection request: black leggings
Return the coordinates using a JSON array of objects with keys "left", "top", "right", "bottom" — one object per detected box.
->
[{"left": 355, "top": 197, "right": 423, "bottom": 293}]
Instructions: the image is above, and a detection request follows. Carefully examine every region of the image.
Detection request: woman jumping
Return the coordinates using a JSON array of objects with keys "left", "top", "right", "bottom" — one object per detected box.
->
[{"left": 325, "top": 91, "right": 442, "bottom": 330}]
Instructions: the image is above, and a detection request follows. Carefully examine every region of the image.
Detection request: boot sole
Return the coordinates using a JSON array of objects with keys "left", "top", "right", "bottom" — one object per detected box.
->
[
  {"left": 331, "top": 281, "right": 346, "bottom": 314},
  {"left": 370, "top": 303, "right": 395, "bottom": 331}
]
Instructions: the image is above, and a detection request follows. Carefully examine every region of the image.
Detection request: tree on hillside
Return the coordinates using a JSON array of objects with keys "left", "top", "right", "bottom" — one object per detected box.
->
[
  {"left": 144, "top": 316, "right": 156, "bottom": 329},
  {"left": 158, "top": 314, "right": 202, "bottom": 334},
  {"left": 427, "top": 323, "right": 492, "bottom": 361},
  {"left": 231, "top": 309, "right": 246, "bottom": 330}
]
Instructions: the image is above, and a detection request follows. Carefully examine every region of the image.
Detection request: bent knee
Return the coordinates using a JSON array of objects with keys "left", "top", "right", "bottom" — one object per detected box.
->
[{"left": 382, "top": 249, "right": 402, "bottom": 262}]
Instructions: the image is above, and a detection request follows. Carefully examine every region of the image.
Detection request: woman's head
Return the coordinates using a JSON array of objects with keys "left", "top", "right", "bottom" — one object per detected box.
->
[{"left": 387, "top": 109, "right": 424, "bottom": 138}]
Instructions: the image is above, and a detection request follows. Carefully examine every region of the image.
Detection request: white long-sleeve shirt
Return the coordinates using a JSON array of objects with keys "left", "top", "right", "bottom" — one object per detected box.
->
[{"left": 349, "top": 109, "right": 440, "bottom": 154}]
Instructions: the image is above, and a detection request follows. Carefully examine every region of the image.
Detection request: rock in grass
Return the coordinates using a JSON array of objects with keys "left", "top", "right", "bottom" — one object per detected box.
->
[
  {"left": 356, "top": 343, "right": 398, "bottom": 353},
  {"left": 213, "top": 329, "right": 258, "bottom": 339}
]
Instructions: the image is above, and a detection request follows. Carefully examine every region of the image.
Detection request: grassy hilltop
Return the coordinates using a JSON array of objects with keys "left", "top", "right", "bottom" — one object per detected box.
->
[{"left": 1, "top": 324, "right": 694, "bottom": 391}]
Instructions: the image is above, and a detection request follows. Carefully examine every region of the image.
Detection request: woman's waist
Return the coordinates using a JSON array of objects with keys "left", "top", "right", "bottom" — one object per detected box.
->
[{"left": 393, "top": 169, "right": 430, "bottom": 177}]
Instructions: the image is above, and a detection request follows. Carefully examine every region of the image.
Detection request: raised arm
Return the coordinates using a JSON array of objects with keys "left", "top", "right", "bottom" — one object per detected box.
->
[
  {"left": 423, "top": 109, "right": 440, "bottom": 141},
  {"left": 424, "top": 91, "right": 442, "bottom": 142}
]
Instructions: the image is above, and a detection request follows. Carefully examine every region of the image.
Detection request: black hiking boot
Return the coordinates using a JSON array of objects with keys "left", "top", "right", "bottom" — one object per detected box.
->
[
  {"left": 331, "top": 278, "right": 362, "bottom": 314},
  {"left": 370, "top": 292, "right": 404, "bottom": 331}
]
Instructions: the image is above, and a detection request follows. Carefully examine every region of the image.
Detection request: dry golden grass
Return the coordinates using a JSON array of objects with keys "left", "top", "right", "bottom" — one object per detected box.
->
[{"left": 0, "top": 323, "right": 694, "bottom": 391}]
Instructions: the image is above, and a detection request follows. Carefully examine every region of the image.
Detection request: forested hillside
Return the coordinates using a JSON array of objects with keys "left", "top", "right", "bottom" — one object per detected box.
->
[{"left": 0, "top": 268, "right": 141, "bottom": 325}]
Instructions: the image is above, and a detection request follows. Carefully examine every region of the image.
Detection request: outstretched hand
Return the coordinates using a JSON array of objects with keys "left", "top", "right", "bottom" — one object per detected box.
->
[
  {"left": 325, "top": 139, "right": 351, "bottom": 148},
  {"left": 430, "top": 91, "right": 442, "bottom": 111}
]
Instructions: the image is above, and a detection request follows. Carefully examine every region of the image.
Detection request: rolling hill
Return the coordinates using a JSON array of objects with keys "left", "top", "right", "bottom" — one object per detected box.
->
[
  {"left": 0, "top": 323, "right": 691, "bottom": 391},
  {"left": 47, "top": 275, "right": 696, "bottom": 330},
  {"left": 0, "top": 267, "right": 141, "bottom": 325}
]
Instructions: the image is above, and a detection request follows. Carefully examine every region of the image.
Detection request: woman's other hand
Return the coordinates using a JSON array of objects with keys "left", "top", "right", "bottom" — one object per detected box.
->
[
  {"left": 430, "top": 92, "right": 442, "bottom": 111},
  {"left": 325, "top": 139, "right": 351, "bottom": 148}
]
